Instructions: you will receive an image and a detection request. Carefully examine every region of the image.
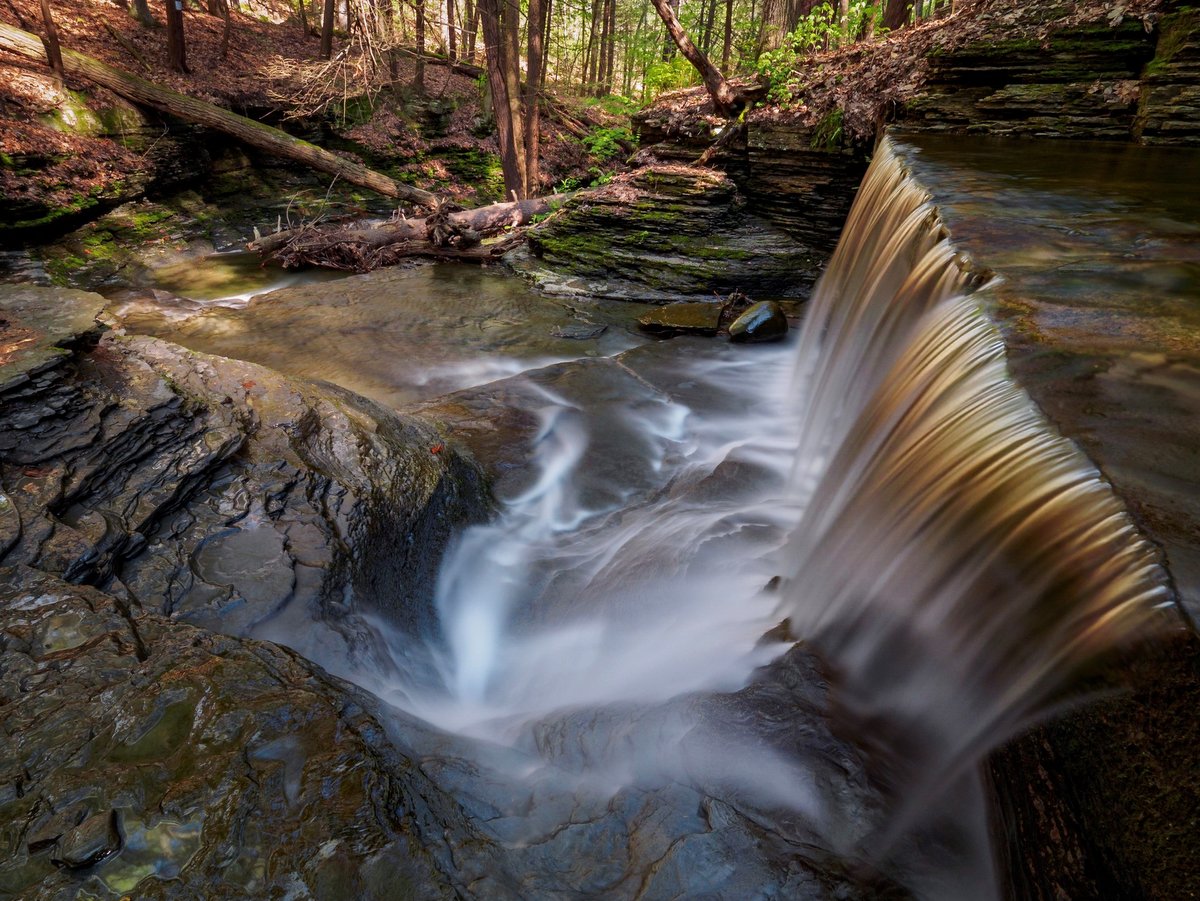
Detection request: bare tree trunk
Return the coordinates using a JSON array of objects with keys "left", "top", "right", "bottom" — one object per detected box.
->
[
  {"left": 836, "top": 0, "right": 849, "bottom": 45},
  {"left": 296, "top": 0, "right": 307, "bottom": 32},
  {"left": 883, "top": 0, "right": 910, "bottom": 30},
  {"left": 699, "top": 0, "right": 714, "bottom": 55},
  {"left": 595, "top": 0, "right": 610, "bottom": 96},
  {"left": 524, "top": 0, "right": 545, "bottom": 194},
  {"left": 130, "top": 0, "right": 156, "bottom": 27},
  {"left": 661, "top": 0, "right": 678, "bottom": 60},
  {"left": 413, "top": 0, "right": 425, "bottom": 91},
  {"left": 721, "top": 0, "right": 732, "bottom": 73},
  {"left": 379, "top": 0, "right": 398, "bottom": 79},
  {"left": 220, "top": 0, "right": 232, "bottom": 58},
  {"left": 540, "top": 0, "right": 552, "bottom": 91},
  {"left": 445, "top": 0, "right": 457, "bottom": 61},
  {"left": 603, "top": 0, "right": 616, "bottom": 95},
  {"left": 649, "top": 0, "right": 738, "bottom": 115},
  {"left": 477, "top": 0, "right": 526, "bottom": 197},
  {"left": 320, "top": 0, "right": 334, "bottom": 58},
  {"left": 583, "top": 0, "right": 601, "bottom": 93},
  {"left": 464, "top": 0, "right": 476, "bottom": 61},
  {"left": 501, "top": 0, "right": 526, "bottom": 189},
  {"left": 164, "top": 0, "right": 188, "bottom": 73},
  {"left": 0, "top": 21, "right": 437, "bottom": 207},
  {"left": 37, "top": 0, "right": 64, "bottom": 80}
]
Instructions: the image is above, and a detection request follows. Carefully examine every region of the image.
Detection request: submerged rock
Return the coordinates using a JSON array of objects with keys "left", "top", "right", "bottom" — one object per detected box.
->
[
  {"left": 729, "top": 300, "right": 789, "bottom": 343},
  {"left": 637, "top": 301, "right": 724, "bottom": 337},
  {"left": 49, "top": 812, "right": 121, "bottom": 870}
]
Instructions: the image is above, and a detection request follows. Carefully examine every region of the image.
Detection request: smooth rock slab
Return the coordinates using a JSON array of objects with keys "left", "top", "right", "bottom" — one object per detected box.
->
[{"left": 637, "top": 301, "right": 724, "bottom": 337}]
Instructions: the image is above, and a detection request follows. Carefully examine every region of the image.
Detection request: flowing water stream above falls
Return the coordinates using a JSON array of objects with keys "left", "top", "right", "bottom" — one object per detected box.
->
[{"left": 100, "top": 135, "right": 1196, "bottom": 898}]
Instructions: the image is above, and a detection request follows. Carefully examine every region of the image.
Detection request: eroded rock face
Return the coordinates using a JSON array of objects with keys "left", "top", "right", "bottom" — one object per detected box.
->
[
  {"left": 0, "top": 567, "right": 487, "bottom": 900},
  {"left": 0, "top": 285, "right": 501, "bottom": 898},
  {"left": 0, "top": 285, "right": 487, "bottom": 645},
  {"left": 900, "top": 22, "right": 1157, "bottom": 140}
]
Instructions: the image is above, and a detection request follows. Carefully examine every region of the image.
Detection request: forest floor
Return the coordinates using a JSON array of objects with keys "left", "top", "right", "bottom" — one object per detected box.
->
[
  {"left": 646, "top": 0, "right": 1168, "bottom": 145},
  {"left": 0, "top": 0, "right": 622, "bottom": 231}
]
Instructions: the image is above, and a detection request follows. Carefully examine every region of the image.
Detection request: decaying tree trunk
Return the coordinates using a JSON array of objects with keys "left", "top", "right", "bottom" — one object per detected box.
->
[
  {"left": 0, "top": 22, "right": 437, "bottom": 208},
  {"left": 248, "top": 195, "right": 565, "bottom": 270}
]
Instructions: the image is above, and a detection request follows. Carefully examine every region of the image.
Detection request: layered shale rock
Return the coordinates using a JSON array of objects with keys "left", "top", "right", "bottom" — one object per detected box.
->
[
  {"left": 1138, "top": 7, "right": 1200, "bottom": 145},
  {"left": 901, "top": 22, "right": 1157, "bottom": 139},
  {"left": 524, "top": 165, "right": 822, "bottom": 301},
  {"left": 0, "top": 284, "right": 486, "bottom": 644}
]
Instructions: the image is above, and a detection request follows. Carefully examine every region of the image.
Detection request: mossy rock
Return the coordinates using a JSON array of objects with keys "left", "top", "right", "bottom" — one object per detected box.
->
[{"left": 528, "top": 165, "right": 820, "bottom": 300}]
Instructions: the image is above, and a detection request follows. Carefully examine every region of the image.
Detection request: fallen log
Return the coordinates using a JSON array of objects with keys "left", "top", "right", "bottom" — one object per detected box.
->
[
  {"left": 248, "top": 194, "right": 567, "bottom": 270},
  {"left": 0, "top": 21, "right": 437, "bottom": 209}
]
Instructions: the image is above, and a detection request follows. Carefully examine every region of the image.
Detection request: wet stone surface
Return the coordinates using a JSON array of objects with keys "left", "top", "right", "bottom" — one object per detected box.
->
[
  {"left": 0, "top": 567, "right": 492, "bottom": 900},
  {"left": 730, "top": 301, "right": 790, "bottom": 343},
  {"left": 0, "top": 284, "right": 489, "bottom": 650},
  {"left": 637, "top": 301, "right": 725, "bottom": 337}
]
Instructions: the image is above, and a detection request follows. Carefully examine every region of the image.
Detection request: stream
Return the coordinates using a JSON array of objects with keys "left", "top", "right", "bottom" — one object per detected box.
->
[{"left": 68, "top": 133, "right": 1197, "bottom": 899}]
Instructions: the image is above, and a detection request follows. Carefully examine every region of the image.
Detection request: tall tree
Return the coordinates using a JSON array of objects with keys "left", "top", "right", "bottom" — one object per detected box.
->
[
  {"left": 882, "top": 0, "right": 910, "bottom": 30},
  {"left": 478, "top": 0, "right": 526, "bottom": 196},
  {"left": 164, "top": 0, "right": 188, "bottom": 72},
  {"left": 649, "top": 0, "right": 737, "bottom": 115},
  {"left": 756, "top": 0, "right": 817, "bottom": 53},
  {"left": 445, "top": 0, "right": 457, "bottom": 62},
  {"left": 720, "top": 0, "right": 732, "bottom": 74},
  {"left": 320, "top": 0, "right": 335, "bottom": 58},
  {"left": 524, "top": 0, "right": 546, "bottom": 193},
  {"left": 413, "top": 0, "right": 426, "bottom": 91},
  {"left": 464, "top": 0, "right": 477, "bottom": 61}
]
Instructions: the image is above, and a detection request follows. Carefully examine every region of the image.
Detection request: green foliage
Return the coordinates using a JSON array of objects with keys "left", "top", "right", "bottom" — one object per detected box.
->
[
  {"left": 587, "top": 165, "right": 614, "bottom": 187},
  {"left": 756, "top": 2, "right": 886, "bottom": 102},
  {"left": 582, "top": 94, "right": 644, "bottom": 118},
  {"left": 644, "top": 56, "right": 700, "bottom": 97},
  {"left": 811, "top": 107, "right": 844, "bottom": 149},
  {"left": 582, "top": 125, "right": 634, "bottom": 161}
]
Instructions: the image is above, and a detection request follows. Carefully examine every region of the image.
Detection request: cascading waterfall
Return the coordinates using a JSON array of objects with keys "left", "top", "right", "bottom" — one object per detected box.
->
[
  {"left": 319, "top": 136, "right": 1175, "bottom": 899},
  {"left": 778, "top": 137, "right": 1171, "bottom": 816}
]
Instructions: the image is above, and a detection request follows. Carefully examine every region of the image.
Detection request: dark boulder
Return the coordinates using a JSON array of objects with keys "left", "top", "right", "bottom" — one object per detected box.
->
[{"left": 729, "top": 300, "right": 789, "bottom": 343}]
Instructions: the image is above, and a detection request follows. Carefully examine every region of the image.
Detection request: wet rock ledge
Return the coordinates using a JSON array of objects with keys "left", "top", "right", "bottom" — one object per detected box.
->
[
  {"left": 523, "top": 164, "right": 822, "bottom": 301},
  {"left": 0, "top": 284, "right": 491, "bottom": 898}
]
